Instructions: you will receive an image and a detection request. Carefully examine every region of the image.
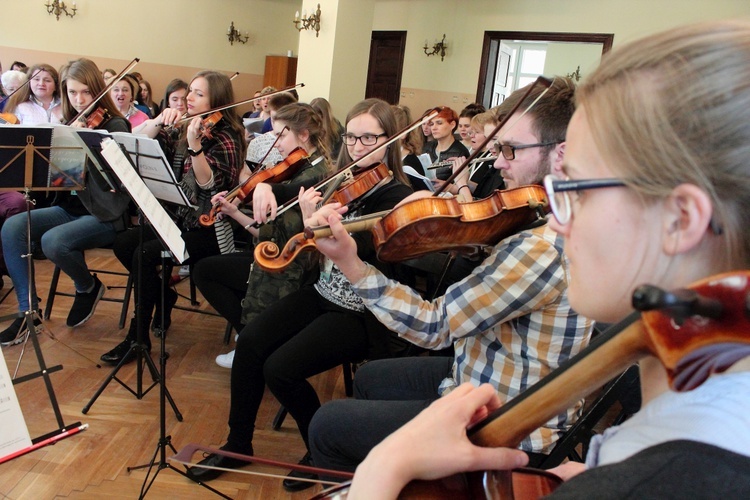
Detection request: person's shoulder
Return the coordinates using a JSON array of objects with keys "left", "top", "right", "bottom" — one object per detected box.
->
[
  {"left": 549, "top": 440, "right": 750, "bottom": 499},
  {"left": 102, "top": 115, "right": 131, "bottom": 133}
]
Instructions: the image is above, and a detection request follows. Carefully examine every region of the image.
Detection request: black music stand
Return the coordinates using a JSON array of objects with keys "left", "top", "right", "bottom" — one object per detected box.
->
[
  {"left": 95, "top": 138, "right": 228, "bottom": 499},
  {"left": 79, "top": 132, "right": 184, "bottom": 419},
  {"left": 0, "top": 124, "right": 88, "bottom": 454}
]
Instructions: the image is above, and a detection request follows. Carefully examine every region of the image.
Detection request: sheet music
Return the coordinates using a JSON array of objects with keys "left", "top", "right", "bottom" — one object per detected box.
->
[
  {"left": 0, "top": 347, "right": 32, "bottom": 460},
  {"left": 109, "top": 133, "right": 192, "bottom": 207},
  {"left": 403, "top": 165, "right": 435, "bottom": 192},
  {"left": 100, "top": 138, "right": 188, "bottom": 263}
]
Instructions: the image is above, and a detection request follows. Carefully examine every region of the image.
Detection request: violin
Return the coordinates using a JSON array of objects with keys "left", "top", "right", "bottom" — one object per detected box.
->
[
  {"left": 328, "top": 162, "right": 392, "bottom": 206},
  {"left": 253, "top": 185, "right": 549, "bottom": 273},
  {"left": 81, "top": 106, "right": 109, "bottom": 129},
  {"left": 198, "top": 111, "right": 223, "bottom": 140},
  {"left": 0, "top": 113, "right": 19, "bottom": 124},
  {"left": 313, "top": 270, "right": 750, "bottom": 499},
  {"left": 198, "top": 146, "right": 309, "bottom": 226}
]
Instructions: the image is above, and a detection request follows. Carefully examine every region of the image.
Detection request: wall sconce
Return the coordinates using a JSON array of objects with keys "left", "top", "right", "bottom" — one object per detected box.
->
[
  {"left": 227, "top": 22, "right": 249, "bottom": 45},
  {"left": 566, "top": 66, "right": 582, "bottom": 82},
  {"left": 293, "top": 4, "right": 321, "bottom": 37},
  {"left": 45, "top": 0, "right": 77, "bottom": 21},
  {"left": 424, "top": 34, "right": 448, "bottom": 61}
]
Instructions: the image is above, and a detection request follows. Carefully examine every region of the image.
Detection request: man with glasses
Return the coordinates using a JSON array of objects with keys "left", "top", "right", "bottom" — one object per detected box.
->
[{"left": 307, "top": 77, "right": 594, "bottom": 476}]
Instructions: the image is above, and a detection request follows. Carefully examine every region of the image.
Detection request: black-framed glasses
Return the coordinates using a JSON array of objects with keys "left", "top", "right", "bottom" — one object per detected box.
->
[
  {"left": 543, "top": 174, "right": 626, "bottom": 225},
  {"left": 492, "top": 141, "right": 561, "bottom": 161},
  {"left": 342, "top": 133, "right": 387, "bottom": 146}
]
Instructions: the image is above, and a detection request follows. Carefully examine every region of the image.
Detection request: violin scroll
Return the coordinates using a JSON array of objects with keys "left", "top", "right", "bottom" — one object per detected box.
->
[{"left": 254, "top": 234, "right": 319, "bottom": 273}]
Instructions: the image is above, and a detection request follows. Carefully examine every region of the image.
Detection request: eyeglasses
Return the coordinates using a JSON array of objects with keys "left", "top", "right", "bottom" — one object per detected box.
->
[
  {"left": 543, "top": 174, "right": 626, "bottom": 225},
  {"left": 492, "top": 141, "right": 561, "bottom": 161},
  {"left": 342, "top": 133, "right": 387, "bottom": 146}
]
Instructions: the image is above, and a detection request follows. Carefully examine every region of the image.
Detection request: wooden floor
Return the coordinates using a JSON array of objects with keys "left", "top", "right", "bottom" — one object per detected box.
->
[{"left": 0, "top": 249, "right": 348, "bottom": 499}]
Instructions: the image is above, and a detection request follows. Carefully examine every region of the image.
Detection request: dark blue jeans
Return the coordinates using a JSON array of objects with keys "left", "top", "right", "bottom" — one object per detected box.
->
[
  {"left": 308, "top": 356, "right": 452, "bottom": 475},
  {"left": 2, "top": 207, "right": 116, "bottom": 311}
]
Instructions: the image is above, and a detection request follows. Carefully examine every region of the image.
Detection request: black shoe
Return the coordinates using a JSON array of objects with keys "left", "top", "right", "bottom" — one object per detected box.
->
[
  {"left": 100, "top": 337, "right": 151, "bottom": 365},
  {"left": 187, "top": 446, "right": 252, "bottom": 482},
  {"left": 67, "top": 275, "right": 105, "bottom": 327},
  {"left": 152, "top": 288, "right": 177, "bottom": 338},
  {"left": 0, "top": 313, "right": 42, "bottom": 347},
  {"left": 282, "top": 452, "right": 317, "bottom": 492}
]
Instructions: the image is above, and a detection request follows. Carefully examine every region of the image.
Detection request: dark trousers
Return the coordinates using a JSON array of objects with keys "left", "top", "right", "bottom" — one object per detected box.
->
[
  {"left": 227, "top": 286, "right": 370, "bottom": 453},
  {"left": 309, "top": 356, "right": 452, "bottom": 475},
  {"left": 113, "top": 225, "right": 220, "bottom": 338},
  {"left": 192, "top": 251, "right": 253, "bottom": 334}
]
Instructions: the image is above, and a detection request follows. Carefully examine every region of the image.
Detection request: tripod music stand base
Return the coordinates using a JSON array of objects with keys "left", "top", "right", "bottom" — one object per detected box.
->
[
  {"left": 82, "top": 344, "right": 182, "bottom": 421},
  {"left": 129, "top": 435, "right": 232, "bottom": 500}
]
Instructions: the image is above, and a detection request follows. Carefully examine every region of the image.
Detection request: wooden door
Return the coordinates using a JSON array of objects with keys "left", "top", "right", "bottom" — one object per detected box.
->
[{"left": 365, "top": 31, "right": 406, "bottom": 104}]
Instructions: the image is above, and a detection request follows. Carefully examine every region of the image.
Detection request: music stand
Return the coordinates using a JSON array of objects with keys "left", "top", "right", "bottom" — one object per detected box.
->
[
  {"left": 97, "top": 138, "right": 227, "bottom": 499},
  {"left": 79, "top": 132, "right": 186, "bottom": 418},
  {"left": 0, "top": 124, "right": 88, "bottom": 452}
]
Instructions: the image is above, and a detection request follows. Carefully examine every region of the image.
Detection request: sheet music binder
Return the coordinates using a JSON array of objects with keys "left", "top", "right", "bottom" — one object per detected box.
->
[{"left": 0, "top": 124, "right": 85, "bottom": 191}]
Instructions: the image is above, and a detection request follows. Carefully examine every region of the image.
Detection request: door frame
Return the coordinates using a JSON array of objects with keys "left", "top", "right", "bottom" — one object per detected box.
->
[{"left": 476, "top": 31, "right": 614, "bottom": 105}]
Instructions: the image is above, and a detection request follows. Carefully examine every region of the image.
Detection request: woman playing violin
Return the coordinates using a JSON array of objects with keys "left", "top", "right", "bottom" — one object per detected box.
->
[
  {"left": 3, "top": 63, "right": 63, "bottom": 125},
  {"left": 188, "top": 98, "right": 414, "bottom": 492},
  {"left": 100, "top": 70, "right": 246, "bottom": 365},
  {"left": 193, "top": 102, "right": 332, "bottom": 367},
  {"left": 0, "top": 58, "right": 131, "bottom": 345},
  {"left": 425, "top": 106, "right": 469, "bottom": 180},
  {"left": 305, "top": 78, "right": 593, "bottom": 479},
  {"left": 341, "top": 21, "right": 750, "bottom": 499}
]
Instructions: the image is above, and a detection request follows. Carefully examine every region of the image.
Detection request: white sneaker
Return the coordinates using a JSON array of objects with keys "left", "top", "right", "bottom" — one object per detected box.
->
[
  {"left": 215, "top": 350, "right": 235, "bottom": 369},
  {"left": 178, "top": 265, "right": 190, "bottom": 277}
]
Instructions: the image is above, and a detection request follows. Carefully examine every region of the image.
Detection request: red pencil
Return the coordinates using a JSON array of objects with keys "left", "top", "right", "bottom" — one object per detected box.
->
[{"left": 0, "top": 423, "right": 88, "bottom": 464}]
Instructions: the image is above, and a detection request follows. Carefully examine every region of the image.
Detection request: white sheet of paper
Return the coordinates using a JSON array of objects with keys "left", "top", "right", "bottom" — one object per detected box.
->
[
  {"left": 0, "top": 347, "right": 32, "bottom": 461},
  {"left": 110, "top": 133, "right": 191, "bottom": 207}
]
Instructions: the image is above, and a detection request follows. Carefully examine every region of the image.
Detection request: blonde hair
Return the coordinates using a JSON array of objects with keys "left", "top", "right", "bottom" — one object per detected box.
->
[{"left": 578, "top": 20, "right": 750, "bottom": 268}]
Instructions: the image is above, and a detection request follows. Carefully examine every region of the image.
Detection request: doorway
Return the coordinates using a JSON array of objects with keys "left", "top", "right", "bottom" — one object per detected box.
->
[
  {"left": 365, "top": 31, "right": 407, "bottom": 104},
  {"left": 477, "top": 31, "right": 614, "bottom": 107}
]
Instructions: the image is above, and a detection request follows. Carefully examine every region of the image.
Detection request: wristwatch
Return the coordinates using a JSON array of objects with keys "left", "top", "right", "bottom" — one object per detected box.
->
[{"left": 187, "top": 146, "right": 204, "bottom": 157}]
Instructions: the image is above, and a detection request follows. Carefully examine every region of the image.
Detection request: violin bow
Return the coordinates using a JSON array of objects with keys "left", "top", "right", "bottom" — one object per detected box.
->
[
  {"left": 170, "top": 442, "right": 353, "bottom": 486},
  {"left": 67, "top": 57, "right": 140, "bottom": 126},
  {"left": 174, "top": 83, "right": 305, "bottom": 126},
  {"left": 250, "top": 109, "right": 441, "bottom": 227},
  {"left": 433, "top": 76, "right": 554, "bottom": 196}
]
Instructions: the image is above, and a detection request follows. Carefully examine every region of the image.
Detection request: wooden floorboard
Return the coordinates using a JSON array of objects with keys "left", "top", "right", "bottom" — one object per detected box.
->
[{"left": 1, "top": 249, "right": 346, "bottom": 499}]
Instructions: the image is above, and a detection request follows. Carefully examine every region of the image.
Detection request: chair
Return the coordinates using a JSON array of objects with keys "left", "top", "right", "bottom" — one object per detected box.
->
[
  {"left": 535, "top": 364, "right": 641, "bottom": 468},
  {"left": 44, "top": 252, "right": 133, "bottom": 329}
]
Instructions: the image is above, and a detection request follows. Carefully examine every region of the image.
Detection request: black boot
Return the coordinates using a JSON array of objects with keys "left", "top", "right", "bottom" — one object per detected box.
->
[{"left": 100, "top": 318, "right": 151, "bottom": 365}]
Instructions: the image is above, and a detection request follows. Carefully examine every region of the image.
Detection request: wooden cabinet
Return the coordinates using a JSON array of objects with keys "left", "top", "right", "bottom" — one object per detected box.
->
[{"left": 263, "top": 56, "right": 298, "bottom": 88}]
